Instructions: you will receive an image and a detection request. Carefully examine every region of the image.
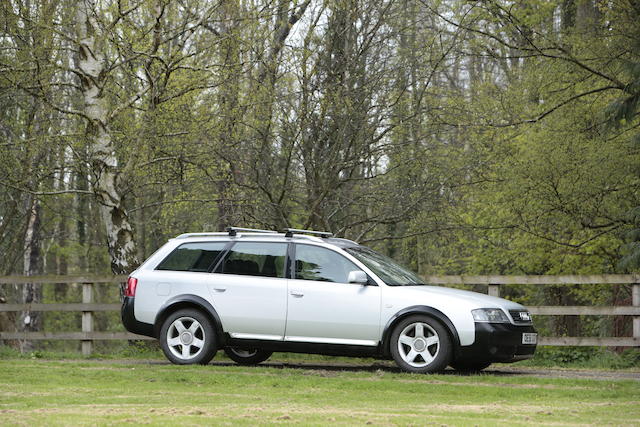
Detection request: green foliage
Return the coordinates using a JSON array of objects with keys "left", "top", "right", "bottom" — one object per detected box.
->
[{"left": 524, "top": 347, "right": 640, "bottom": 369}]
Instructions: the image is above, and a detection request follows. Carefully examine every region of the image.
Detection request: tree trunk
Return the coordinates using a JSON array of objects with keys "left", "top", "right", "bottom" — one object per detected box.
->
[
  {"left": 18, "top": 197, "right": 42, "bottom": 353},
  {"left": 215, "top": 0, "right": 242, "bottom": 231},
  {"left": 75, "top": 164, "right": 88, "bottom": 271},
  {"left": 75, "top": 2, "right": 138, "bottom": 274},
  {"left": 576, "top": 0, "right": 601, "bottom": 32}
]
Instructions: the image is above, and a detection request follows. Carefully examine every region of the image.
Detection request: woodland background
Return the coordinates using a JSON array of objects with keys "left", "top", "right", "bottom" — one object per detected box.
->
[{"left": 0, "top": 0, "right": 639, "bottom": 351}]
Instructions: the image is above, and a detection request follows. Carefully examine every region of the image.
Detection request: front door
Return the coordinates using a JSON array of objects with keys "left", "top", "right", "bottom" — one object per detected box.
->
[{"left": 285, "top": 243, "right": 381, "bottom": 346}]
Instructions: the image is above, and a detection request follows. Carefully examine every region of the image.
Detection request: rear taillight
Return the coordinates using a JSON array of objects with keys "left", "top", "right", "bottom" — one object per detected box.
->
[{"left": 125, "top": 277, "right": 138, "bottom": 297}]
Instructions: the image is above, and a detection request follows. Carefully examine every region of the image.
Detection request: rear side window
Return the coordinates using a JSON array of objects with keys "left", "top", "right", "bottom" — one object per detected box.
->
[
  {"left": 219, "top": 242, "right": 287, "bottom": 278},
  {"left": 156, "top": 242, "right": 227, "bottom": 272}
]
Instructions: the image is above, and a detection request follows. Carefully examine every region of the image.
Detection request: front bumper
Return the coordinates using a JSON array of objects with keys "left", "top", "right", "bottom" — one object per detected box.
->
[
  {"left": 456, "top": 322, "right": 537, "bottom": 364},
  {"left": 121, "top": 296, "right": 155, "bottom": 338}
]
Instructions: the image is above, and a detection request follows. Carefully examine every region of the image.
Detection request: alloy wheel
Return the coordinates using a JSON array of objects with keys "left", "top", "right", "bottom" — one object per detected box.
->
[
  {"left": 397, "top": 321, "right": 440, "bottom": 368},
  {"left": 166, "top": 316, "right": 206, "bottom": 361}
]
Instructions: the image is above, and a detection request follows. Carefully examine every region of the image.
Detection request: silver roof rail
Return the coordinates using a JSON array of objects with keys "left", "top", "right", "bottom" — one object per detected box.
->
[
  {"left": 283, "top": 228, "right": 333, "bottom": 238},
  {"left": 175, "top": 232, "right": 227, "bottom": 239},
  {"left": 226, "top": 226, "right": 278, "bottom": 236}
]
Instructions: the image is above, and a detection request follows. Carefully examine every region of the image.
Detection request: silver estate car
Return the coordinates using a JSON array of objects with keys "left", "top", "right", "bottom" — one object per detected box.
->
[{"left": 122, "top": 227, "right": 537, "bottom": 373}]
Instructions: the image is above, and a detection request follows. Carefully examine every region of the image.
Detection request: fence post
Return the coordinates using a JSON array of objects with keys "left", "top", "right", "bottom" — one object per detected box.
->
[
  {"left": 82, "top": 283, "right": 93, "bottom": 355},
  {"left": 633, "top": 282, "right": 640, "bottom": 343},
  {"left": 488, "top": 283, "right": 500, "bottom": 297}
]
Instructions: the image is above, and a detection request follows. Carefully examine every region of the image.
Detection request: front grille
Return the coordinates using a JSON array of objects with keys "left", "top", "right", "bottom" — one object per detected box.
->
[{"left": 509, "top": 310, "right": 532, "bottom": 324}]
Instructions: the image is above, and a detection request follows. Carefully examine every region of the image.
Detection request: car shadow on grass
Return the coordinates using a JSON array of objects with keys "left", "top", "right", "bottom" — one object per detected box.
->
[{"left": 207, "top": 360, "right": 526, "bottom": 377}]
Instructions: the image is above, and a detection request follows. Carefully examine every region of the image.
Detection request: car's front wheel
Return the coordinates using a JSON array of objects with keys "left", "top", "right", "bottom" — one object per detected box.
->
[
  {"left": 224, "top": 347, "right": 273, "bottom": 365},
  {"left": 390, "top": 315, "right": 452, "bottom": 373},
  {"left": 159, "top": 308, "right": 217, "bottom": 365}
]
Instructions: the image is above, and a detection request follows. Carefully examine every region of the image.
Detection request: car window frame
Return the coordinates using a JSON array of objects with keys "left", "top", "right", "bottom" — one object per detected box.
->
[{"left": 208, "top": 240, "right": 234, "bottom": 272}]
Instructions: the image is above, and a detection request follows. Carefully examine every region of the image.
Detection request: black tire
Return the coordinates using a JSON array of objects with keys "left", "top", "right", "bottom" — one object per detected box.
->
[
  {"left": 159, "top": 308, "right": 217, "bottom": 365},
  {"left": 224, "top": 347, "right": 273, "bottom": 365},
  {"left": 450, "top": 360, "right": 492, "bottom": 373},
  {"left": 390, "top": 315, "right": 452, "bottom": 374}
]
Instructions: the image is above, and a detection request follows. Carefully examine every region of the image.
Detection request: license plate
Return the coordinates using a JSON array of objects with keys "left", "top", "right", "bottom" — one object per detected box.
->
[{"left": 522, "top": 333, "right": 537, "bottom": 345}]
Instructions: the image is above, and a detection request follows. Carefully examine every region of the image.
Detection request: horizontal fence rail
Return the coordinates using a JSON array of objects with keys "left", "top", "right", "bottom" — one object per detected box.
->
[{"left": 0, "top": 274, "right": 638, "bottom": 354}]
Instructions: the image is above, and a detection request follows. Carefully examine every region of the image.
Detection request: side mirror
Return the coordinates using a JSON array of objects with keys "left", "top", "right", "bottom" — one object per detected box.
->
[{"left": 348, "top": 270, "right": 368, "bottom": 285}]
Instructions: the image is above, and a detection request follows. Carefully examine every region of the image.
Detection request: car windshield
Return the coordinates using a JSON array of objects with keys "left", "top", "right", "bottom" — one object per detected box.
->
[{"left": 345, "top": 246, "right": 425, "bottom": 286}]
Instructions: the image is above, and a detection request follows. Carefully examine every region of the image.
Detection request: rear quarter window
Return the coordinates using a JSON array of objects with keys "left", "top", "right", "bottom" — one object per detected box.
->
[{"left": 156, "top": 242, "right": 227, "bottom": 272}]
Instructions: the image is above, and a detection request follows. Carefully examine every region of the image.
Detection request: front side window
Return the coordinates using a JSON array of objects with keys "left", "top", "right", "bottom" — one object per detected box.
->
[
  {"left": 156, "top": 242, "right": 227, "bottom": 272},
  {"left": 295, "top": 244, "right": 360, "bottom": 283},
  {"left": 219, "top": 242, "right": 287, "bottom": 278}
]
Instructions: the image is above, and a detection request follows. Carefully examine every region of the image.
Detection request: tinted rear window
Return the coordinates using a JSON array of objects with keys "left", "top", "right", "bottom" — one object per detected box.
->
[
  {"left": 220, "top": 242, "right": 287, "bottom": 278},
  {"left": 156, "top": 242, "right": 227, "bottom": 272}
]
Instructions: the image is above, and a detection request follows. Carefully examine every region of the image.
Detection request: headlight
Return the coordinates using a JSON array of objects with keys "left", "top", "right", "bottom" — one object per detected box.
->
[{"left": 472, "top": 308, "right": 510, "bottom": 323}]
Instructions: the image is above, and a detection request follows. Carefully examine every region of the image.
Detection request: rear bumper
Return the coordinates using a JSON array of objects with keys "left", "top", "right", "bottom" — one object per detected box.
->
[
  {"left": 456, "top": 322, "right": 537, "bottom": 364},
  {"left": 121, "top": 297, "right": 155, "bottom": 338}
]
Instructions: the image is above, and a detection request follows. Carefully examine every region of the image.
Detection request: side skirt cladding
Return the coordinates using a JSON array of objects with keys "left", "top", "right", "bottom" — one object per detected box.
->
[
  {"left": 226, "top": 338, "right": 382, "bottom": 358},
  {"left": 154, "top": 294, "right": 226, "bottom": 346},
  {"left": 381, "top": 306, "right": 461, "bottom": 358}
]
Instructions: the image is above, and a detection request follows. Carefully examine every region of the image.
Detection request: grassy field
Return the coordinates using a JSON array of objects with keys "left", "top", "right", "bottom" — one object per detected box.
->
[{"left": 0, "top": 358, "right": 638, "bottom": 426}]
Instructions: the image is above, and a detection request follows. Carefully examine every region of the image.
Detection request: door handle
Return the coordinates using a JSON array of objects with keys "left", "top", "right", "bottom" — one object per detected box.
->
[
  {"left": 213, "top": 287, "right": 227, "bottom": 293},
  {"left": 290, "top": 291, "right": 304, "bottom": 297}
]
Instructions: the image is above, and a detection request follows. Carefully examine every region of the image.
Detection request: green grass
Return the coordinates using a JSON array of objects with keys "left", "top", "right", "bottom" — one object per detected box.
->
[{"left": 0, "top": 358, "right": 638, "bottom": 426}]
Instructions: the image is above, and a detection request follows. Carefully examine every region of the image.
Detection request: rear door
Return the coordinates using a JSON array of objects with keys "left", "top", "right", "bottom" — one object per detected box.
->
[
  {"left": 208, "top": 241, "right": 289, "bottom": 340},
  {"left": 284, "top": 243, "right": 381, "bottom": 346}
]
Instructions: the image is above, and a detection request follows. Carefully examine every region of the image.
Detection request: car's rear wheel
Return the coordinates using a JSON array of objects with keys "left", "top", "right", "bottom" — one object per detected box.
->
[
  {"left": 450, "top": 360, "right": 492, "bottom": 372},
  {"left": 390, "top": 315, "right": 452, "bottom": 373},
  {"left": 159, "top": 308, "right": 217, "bottom": 365},
  {"left": 224, "top": 347, "right": 273, "bottom": 365}
]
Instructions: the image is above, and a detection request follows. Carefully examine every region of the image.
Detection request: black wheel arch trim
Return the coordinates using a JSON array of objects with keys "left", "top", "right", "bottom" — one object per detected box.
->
[
  {"left": 154, "top": 295, "right": 225, "bottom": 345},
  {"left": 382, "top": 305, "right": 461, "bottom": 357}
]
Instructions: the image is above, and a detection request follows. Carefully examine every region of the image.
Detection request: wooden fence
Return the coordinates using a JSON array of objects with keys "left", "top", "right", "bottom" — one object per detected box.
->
[{"left": 0, "top": 274, "right": 639, "bottom": 355}]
